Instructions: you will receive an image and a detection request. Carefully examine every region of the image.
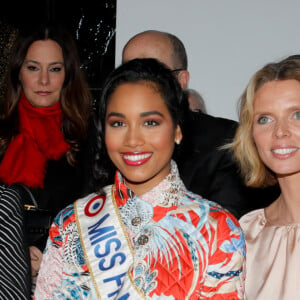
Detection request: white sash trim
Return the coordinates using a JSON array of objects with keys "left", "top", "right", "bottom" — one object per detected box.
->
[{"left": 75, "top": 185, "right": 144, "bottom": 300}]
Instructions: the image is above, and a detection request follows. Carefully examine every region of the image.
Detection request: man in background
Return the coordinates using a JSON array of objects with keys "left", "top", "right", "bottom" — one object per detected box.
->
[
  {"left": 122, "top": 30, "right": 279, "bottom": 218},
  {"left": 186, "top": 88, "right": 207, "bottom": 113}
]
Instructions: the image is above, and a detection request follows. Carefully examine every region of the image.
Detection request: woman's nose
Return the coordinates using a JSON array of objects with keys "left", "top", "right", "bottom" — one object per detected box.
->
[
  {"left": 273, "top": 120, "right": 291, "bottom": 138},
  {"left": 38, "top": 70, "right": 50, "bottom": 85},
  {"left": 125, "top": 127, "right": 144, "bottom": 147}
]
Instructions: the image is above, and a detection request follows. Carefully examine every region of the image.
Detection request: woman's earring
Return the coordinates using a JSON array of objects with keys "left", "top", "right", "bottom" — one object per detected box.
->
[{"left": 175, "top": 139, "right": 181, "bottom": 145}]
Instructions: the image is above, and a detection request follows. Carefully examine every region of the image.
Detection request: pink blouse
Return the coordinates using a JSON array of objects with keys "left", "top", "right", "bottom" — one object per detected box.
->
[{"left": 240, "top": 208, "right": 300, "bottom": 300}]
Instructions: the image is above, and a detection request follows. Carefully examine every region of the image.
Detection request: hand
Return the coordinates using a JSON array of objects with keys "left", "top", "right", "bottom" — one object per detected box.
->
[{"left": 30, "top": 246, "right": 43, "bottom": 277}]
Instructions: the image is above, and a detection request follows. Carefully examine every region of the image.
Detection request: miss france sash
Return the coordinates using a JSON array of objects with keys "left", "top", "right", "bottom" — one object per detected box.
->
[{"left": 75, "top": 185, "right": 145, "bottom": 300}]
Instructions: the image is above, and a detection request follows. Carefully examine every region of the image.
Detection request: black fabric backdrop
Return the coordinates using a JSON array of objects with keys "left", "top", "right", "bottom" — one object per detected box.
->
[{"left": 0, "top": 0, "right": 116, "bottom": 103}]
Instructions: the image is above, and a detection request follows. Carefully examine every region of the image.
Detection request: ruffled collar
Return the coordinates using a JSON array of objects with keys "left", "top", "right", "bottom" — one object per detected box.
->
[{"left": 112, "top": 160, "right": 187, "bottom": 240}]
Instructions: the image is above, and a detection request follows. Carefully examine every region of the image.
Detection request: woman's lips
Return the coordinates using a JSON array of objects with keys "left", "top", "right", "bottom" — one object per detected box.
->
[
  {"left": 271, "top": 147, "right": 298, "bottom": 159},
  {"left": 121, "top": 152, "right": 152, "bottom": 166},
  {"left": 36, "top": 91, "right": 51, "bottom": 96}
]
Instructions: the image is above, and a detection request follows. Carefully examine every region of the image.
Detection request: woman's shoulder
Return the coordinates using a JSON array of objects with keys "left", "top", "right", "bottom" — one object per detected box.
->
[
  {"left": 53, "top": 202, "right": 76, "bottom": 225},
  {"left": 239, "top": 208, "right": 265, "bottom": 226},
  {"left": 238, "top": 208, "right": 266, "bottom": 238},
  {"left": 0, "top": 183, "right": 23, "bottom": 209},
  {"left": 186, "top": 190, "right": 234, "bottom": 211},
  {"left": 185, "top": 191, "right": 242, "bottom": 229},
  {"left": 55, "top": 192, "right": 99, "bottom": 216},
  {"left": 183, "top": 192, "right": 245, "bottom": 255}
]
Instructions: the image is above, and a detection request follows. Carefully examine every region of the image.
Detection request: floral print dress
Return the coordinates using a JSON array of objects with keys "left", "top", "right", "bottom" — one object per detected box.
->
[{"left": 34, "top": 161, "right": 245, "bottom": 299}]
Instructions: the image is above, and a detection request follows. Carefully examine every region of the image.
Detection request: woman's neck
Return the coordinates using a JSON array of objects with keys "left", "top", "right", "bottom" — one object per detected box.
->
[{"left": 266, "top": 172, "right": 300, "bottom": 224}]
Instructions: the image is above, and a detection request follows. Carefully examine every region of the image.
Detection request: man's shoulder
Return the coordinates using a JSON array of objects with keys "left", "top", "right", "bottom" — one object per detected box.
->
[
  {"left": 191, "top": 111, "right": 238, "bottom": 132},
  {"left": 182, "top": 111, "right": 238, "bottom": 148}
]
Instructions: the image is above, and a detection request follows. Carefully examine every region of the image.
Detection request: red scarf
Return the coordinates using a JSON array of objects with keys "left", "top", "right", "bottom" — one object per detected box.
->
[{"left": 0, "top": 93, "right": 70, "bottom": 188}]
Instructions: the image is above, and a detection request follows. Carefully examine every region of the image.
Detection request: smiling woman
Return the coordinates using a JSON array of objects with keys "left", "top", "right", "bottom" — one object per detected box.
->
[
  {"left": 227, "top": 55, "right": 300, "bottom": 300},
  {"left": 34, "top": 58, "right": 246, "bottom": 299},
  {"left": 252, "top": 80, "right": 300, "bottom": 175},
  {"left": 104, "top": 82, "right": 182, "bottom": 195}
]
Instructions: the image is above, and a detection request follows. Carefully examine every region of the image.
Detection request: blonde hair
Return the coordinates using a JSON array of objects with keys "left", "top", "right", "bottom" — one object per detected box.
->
[{"left": 227, "top": 55, "right": 300, "bottom": 187}]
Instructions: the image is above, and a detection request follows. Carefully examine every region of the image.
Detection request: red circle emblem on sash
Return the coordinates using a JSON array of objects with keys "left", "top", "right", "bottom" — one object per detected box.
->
[{"left": 85, "top": 195, "right": 106, "bottom": 217}]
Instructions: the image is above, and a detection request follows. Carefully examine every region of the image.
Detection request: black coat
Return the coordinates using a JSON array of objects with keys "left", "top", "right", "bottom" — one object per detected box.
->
[
  {"left": 176, "top": 110, "right": 280, "bottom": 219},
  {"left": 25, "top": 151, "right": 90, "bottom": 251},
  {"left": 31, "top": 157, "right": 85, "bottom": 215}
]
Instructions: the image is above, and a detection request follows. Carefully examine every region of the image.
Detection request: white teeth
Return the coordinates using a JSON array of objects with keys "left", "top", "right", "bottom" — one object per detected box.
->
[
  {"left": 272, "top": 148, "right": 297, "bottom": 155},
  {"left": 123, "top": 153, "right": 151, "bottom": 161}
]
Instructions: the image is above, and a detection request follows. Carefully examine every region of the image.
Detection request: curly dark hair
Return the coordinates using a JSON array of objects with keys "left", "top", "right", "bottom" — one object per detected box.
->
[{"left": 92, "top": 58, "right": 186, "bottom": 191}]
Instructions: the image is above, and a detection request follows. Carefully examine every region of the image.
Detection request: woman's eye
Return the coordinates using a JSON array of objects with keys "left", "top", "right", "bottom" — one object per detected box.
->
[
  {"left": 293, "top": 111, "right": 300, "bottom": 120},
  {"left": 50, "top": 66, "right": 63, "bottom": 72},
  {"left": 27, "top": 65, "right": 39, "bottom": 71},
  {"left": 257, "top": 116, "right": 271, "bottom": 124},
  {"left": 145, "top": 120, "right": 159, "bottom": 126},
  {"left": 110, "top": 121, "right": 125, "bottom": 127}
]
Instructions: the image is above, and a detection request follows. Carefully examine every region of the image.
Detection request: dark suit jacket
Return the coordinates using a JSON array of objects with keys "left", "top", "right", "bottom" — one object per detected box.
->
[{"left": 176, "top": 110, "right": 280, "bottom": 219}]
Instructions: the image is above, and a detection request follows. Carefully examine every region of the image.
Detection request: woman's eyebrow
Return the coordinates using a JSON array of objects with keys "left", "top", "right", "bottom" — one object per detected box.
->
[
  {"left": 140, "top": 111, "right": 163, "bottom": 117},
  {"left": 106, "top": 112, "right": 125, "bottom": 118}
]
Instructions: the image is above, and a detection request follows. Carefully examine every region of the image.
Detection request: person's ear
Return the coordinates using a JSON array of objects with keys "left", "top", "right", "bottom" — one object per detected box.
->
[
  {"left": 177, "top": 70, "right": 190, "bottom": 90},
  {"left": 174, "top": 125, "right": 183, "bottom": 145}
]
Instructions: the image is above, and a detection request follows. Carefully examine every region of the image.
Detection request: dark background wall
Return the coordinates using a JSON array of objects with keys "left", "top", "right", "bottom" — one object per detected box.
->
[{"left": 0, "top": 0, "right": 116, "bottom": 102}]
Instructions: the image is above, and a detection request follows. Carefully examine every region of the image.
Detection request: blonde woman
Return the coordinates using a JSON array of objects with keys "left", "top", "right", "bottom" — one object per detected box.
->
[{"left": 229, "top": 55, "right": 300, "bottom": 299}]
